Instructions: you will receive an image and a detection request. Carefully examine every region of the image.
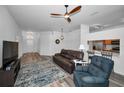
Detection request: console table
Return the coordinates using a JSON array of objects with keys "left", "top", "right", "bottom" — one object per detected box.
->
[{"left": 0, "top": 58, "right": 20, "bottom": 87}]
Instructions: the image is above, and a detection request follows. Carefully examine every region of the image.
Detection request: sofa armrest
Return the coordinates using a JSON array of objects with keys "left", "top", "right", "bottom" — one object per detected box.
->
[
  {"left": 54, "top": 53, "right": 60, "bottom": 56},
  {"left": 75, "top": 65, "right": 89, "bottom": 72}
]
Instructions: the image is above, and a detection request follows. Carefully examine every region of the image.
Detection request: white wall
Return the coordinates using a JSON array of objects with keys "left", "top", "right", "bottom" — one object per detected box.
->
[
  {"left": 21, "top": 31, "right": 40, "bottom": 54},
  {"left": 80, "top": 25, "right": 89, "bottom": 61},
  {"left": 81, "top": 24, "right": 124, "bottom": 75},
  {"left": 40, "top": 31, "right": 54, "bottom": 55},
  {"left": 51, "top": 31, "right": 64, "bottom": 55},
  {"left": 0, "top": 6, "right": 20, "bottom": 67},
  {"left": 64, "top": 29, "right": 81, "bottom": 50},
  {"left": 40, "top": 29, "right": 80, "bottom": 56}
]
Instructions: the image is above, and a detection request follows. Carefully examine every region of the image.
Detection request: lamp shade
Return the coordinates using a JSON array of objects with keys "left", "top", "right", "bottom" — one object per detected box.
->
[{"left": 79, "top": 44, "right": 85, "bottom": 50}]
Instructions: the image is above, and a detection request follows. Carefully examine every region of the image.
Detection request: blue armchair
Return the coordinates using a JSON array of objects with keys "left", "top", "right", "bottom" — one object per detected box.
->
[{"left": 73, "top": 55, "right": 114, "bottom": 87}]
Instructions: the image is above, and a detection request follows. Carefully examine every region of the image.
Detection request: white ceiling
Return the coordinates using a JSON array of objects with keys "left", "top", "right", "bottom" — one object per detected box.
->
[{"left": 7, "top": 5, "right": 124, "bottom": 32}]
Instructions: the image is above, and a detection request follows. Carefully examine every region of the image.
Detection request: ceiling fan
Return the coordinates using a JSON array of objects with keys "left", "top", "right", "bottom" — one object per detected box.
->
[{"left": 50, "top": 5, "right": 82, "bottom": 23}]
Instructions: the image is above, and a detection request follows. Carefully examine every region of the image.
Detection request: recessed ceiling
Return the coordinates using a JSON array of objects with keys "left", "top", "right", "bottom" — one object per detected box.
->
[{"left": 6, "top": 5, "right": 124, "bottom": 31}]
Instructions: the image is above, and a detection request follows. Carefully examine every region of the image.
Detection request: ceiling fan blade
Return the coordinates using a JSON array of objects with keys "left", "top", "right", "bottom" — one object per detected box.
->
[
  {"left": 50, "top": 13, "right": 63, "bottom": 16},
  {"left": 68, "top": 6, "right": 81, "bottom": 15},
  {"left": 66, "top": 17, "right": 71, "bottom": 23}
]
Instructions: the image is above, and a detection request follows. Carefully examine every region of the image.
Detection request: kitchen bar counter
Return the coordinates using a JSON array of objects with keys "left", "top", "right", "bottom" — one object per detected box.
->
[{"left": 87, "top": 50, "right": 120, "bottom": 57}]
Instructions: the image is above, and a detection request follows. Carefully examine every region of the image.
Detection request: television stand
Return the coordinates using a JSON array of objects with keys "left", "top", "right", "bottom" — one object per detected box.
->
[{"left": 0, "top": 58, "right": 20, "bottom": 87}]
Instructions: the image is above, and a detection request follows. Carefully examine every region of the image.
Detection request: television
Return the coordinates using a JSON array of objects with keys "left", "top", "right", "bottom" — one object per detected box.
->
[{"left": 2, "top": 41, "right": 18, "bottom": 69}]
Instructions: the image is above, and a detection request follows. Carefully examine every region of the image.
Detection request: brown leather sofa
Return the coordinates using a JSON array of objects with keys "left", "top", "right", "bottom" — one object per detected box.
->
[{"left": 53, "top": 49, "right": 83, "bottom": 74}]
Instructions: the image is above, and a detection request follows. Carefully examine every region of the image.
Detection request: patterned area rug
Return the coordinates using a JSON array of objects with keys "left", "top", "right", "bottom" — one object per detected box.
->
[
  {"left": 14, "top": 56, "right": 68, "bottom": 87},
  {"left": 45, "top": 79, "right": 70, "bottom": 87}
]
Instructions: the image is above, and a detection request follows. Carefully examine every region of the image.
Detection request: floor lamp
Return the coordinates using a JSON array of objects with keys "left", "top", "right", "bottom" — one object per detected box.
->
[{"left": 79, "top": 44, "right": 85, "bottom": 61}]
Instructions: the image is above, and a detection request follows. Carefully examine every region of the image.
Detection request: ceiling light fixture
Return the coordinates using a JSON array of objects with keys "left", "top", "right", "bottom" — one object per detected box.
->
[
  {"left": 50, "top": 5, "right": 82, "bottom": 23},
  {"left": 26, "top": 32, "right": 34, "bottom": 39},
  {"left": 60, "top": 28, "right": 64, "bottom": 40},
  {"left": 64, "top": 14, "right": 70, "bottom": 19}
]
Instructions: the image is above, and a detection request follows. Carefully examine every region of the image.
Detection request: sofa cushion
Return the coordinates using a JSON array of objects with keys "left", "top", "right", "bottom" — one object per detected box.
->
[
  {"left": 88, "top": 64, "right": 108, "bottom": 79},
  {"left": 61, "top": 54, "right": 73, "bottom": 60},
  {"left": 91, "top": 56, "right": 114, "bottom": 79},
  {"left": 70, "top": 51, "right": 82, "bottom": 59},
  {"left": 54, "top": 55, "right": 72, "bottom": 66},
  {"left": 61, "top": 49, "right": 82, "bottom": 59},
  {"left": 74, "top": 71, "right": 91, "bottom": 83},
  {"left": 91, "top": 56, "right": 102, "bottom": 67},
  {"left": 73, "top": 71, "right": 91, "bottom": 86},
  {"left": 72, "top": 53, "right": 81, "bottom": 59}
]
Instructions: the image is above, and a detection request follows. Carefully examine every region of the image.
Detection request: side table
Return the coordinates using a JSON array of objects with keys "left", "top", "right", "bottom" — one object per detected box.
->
[{"left": 73, "top": 59, "right": 89, "bottom": 67}]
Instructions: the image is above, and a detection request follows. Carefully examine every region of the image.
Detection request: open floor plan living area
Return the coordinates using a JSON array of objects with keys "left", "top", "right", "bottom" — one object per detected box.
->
[{"left": 0, "top": 5, "right": 124, "bottom": 87}]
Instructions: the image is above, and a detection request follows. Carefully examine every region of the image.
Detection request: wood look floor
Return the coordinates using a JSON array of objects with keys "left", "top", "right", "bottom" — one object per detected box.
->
[{"left": 109, "top": 72, "right": 124, "bottom": 87}]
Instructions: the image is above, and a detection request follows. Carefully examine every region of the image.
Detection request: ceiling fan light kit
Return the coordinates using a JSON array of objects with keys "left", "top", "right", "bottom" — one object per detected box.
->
[
  {"left": 64, "top": 14, "right": 70, "bottom": 19},
  {"left": 50, "top": 5, "right": 82, "bottom": 23}
]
